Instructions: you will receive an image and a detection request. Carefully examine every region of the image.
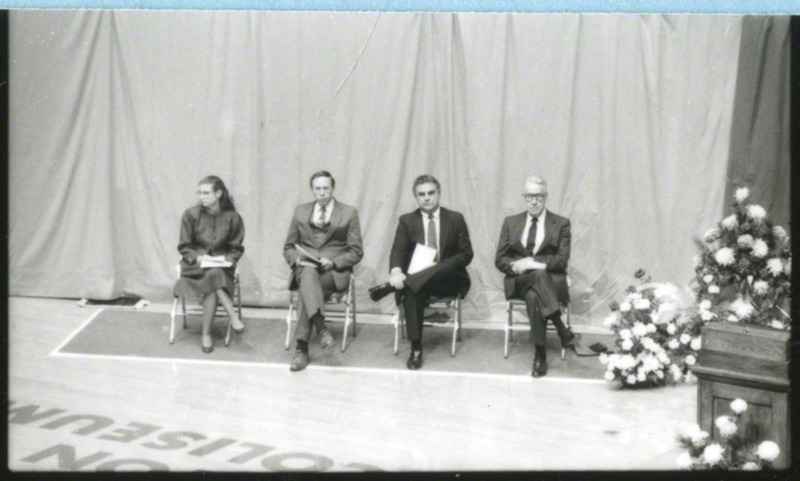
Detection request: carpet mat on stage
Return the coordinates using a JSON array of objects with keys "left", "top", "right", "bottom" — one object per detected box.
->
[{"left": 55, "top": 309, "right": 612, "bottom": 379}]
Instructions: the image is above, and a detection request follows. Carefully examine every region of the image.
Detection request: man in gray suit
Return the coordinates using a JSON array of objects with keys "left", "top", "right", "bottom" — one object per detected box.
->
[
  {"left": 284, "top": 171, "right": 363, "bottom": 371},
  {"left": 495, "top": 176, "right": 575, "bottom": 378}
]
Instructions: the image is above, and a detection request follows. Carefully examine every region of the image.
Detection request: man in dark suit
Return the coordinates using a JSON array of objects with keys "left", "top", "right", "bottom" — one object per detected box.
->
[
  {"left": 284, "top": 171, "right": 363, "bottom": 371},
  {"left": 495, "top": 176, "right": 575, "bottom": 377},
  {"left": 370, "top": 174, "right": 473, "bottom": 370}
]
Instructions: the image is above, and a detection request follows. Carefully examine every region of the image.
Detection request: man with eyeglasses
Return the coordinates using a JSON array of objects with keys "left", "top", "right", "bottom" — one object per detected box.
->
[
  {"left": 284, "top": 171, "right": 363, "bottom": 371},
  {"left": 369, "top": 174, "right": 473, "bottom": 370},
  {"left": 495, "top": 176, "right": 575, "bottom": 377}
]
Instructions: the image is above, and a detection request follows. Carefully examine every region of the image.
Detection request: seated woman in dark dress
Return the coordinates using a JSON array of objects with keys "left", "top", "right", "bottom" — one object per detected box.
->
[{"left": 173, "top": 175, "right": 246, "bottom": 353}]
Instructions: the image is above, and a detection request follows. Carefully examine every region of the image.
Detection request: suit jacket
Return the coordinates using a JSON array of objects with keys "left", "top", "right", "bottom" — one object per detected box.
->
[
  {"left": 389, "top": 207, "right": 473, "bottom": 298},
  {"left": 495, "top": 209, "right": 571, "bottom": 300},
  {"left": 283, "top": 200, "right": 363, "bottom": 291}
]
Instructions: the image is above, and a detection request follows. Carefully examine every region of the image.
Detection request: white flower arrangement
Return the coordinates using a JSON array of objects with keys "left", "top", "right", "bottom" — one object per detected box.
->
[
  {"left": 692, "top": 186, "right": 791, "bottom": 330},
  {"left": 678, "top": 398, "right": 782, "bottom": 470},
  {"left": 602, "top": 270, "right": 697, "bottom": 388}
]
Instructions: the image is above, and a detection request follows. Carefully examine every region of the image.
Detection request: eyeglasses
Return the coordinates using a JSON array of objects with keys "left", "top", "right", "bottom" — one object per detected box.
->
[{"left": 522, "top": 193, "right": 547, "bottom": 202}]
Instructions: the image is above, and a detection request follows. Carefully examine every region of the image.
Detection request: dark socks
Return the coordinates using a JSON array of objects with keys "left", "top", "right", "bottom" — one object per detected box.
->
[
  {"left": 411, "top": 340, "right": 422, "bottom": 352},
  {"left": 550, "top": 313, "right": 566, "bottom": 337},
  {"left": 535, "top": 345, "right": 546, "bottom": 361},
  {"left": 296, "top": 339, "right": 309, "bottom": 353},
  {"left": 311, "top": 312, "right": 326, "bottom": 334}
]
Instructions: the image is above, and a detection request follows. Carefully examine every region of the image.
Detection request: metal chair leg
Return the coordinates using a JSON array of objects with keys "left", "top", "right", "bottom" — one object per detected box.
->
[
  {"left": 393, "top": 312, "right": 401, "bottom": 355},
  {"left": 341, "top": 301, "right": 351, "bottom": 353},
  {"left": 170, "top": 297, "right": 179, "bottom": 344},
  {"left": 284, "top": 299, "right": 295, "bottom": 350},
  {"left": 450, "top": 298, "right": 460, "bottom": 357}
]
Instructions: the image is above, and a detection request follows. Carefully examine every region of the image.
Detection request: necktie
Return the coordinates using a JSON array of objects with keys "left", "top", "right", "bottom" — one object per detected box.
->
[
  {"left": 427, "top": 213, "right": 438, "bottom": 262},
  {"left": 526, "top": 217, "right": 538, "bottom": 253},
  {"left": 316, "top": 205, "right": 327, "bottom": 228}
]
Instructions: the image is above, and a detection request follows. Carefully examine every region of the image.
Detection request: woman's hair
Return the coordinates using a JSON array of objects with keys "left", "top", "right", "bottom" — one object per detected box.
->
[{"left": 199, "top": 175, "right": 236, "bottom": 211}]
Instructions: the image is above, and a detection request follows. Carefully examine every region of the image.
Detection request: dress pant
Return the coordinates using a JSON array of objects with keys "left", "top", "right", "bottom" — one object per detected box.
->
[
  {"left": 512, "top": 270, "right": 562, "bottom": 348},
  {"left": 294, "top": 266, "right": 338, "bottom": 342},
  {"left": 400, "top": 263, "right": 463, "bottom": 342}
]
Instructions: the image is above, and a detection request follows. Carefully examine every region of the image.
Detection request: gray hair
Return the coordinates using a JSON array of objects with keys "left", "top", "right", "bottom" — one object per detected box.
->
[{"left": 524, "top": 176, "right": 547, "bottom": 192}]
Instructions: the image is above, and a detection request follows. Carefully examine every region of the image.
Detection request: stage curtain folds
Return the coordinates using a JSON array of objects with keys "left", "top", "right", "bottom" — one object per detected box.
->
[{"left": 10, "top": 12, "right": 758, "bottom": 325}]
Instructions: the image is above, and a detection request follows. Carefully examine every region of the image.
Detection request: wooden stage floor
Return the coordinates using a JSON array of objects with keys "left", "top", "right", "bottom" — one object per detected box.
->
[{"left": 8, "top": 297, "right": 696, "bottom": 472}]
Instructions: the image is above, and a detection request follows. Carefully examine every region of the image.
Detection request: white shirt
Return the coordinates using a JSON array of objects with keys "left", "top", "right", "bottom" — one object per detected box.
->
[
  {"left": 521, "top": 209, "right": 546, "bottom": 255},
  {"left": 313, "top": 198, "right": 335, "bottom": 225},
  {"left": 421, "top": 207, "right": 441, "bottom": 252}
]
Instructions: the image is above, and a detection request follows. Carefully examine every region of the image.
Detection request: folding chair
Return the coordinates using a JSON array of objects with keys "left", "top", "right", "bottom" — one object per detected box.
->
[
  {"left": 393, "top": 295, "right": 462, "bottom": 357},
  {"left": 169, "top": 262, "right": 242, "bottom": 346},
  {"left": 284, "top": 274, "right": 357, "bottom": 353},
  {"left": 505, "top": 273, "right": 571, "bottom": 360}
]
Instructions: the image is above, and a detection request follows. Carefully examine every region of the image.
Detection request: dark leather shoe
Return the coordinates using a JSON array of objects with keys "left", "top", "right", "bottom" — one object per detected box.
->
[
  {"left": 560, "top": 329, "right": 576, "bottom": 348},
  {"left": 369, "top": 282, "right": 395, "bottom": 302},
  {"left": 532, "top": 357, "right": 548, "bottom": 377},
  {"left": 406, "top": 350, "right": 423, "bottom": 370},
  {"left": 319, "top": 329, "right": 335, "bottom": 349},
  {"left": 290, "top": 350, "right": 310, "bottom": 372}
]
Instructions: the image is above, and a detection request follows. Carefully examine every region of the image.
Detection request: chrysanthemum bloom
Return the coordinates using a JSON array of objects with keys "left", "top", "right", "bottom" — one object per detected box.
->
[
  {"left": 703, "top": 228, "right": 718, "bottom": 243},
  {"left": 680, "top": 333, "right": 691, "bottom": 344},
  {"left": 770, "top": 320, "right": 785, "bottom": 330},
  {"left": 772, "top": 225, "right": 787, "bottom": 240},
  {"left": 727, "top": 314, "right": 739, "bottom": 322},
  {"left": 753, "top": 280, "right": 769, "bottom": 295},
  {"left": 676, "top": 452, "right": 694, "bottom": 469},
  {"left": 626, "top": 374, "right": 637, "bottom": 385},
  {"left": 668, "top": 338, "right": 680, "bottom": 350},
  {"left": 751, "top": 239, "right": 768, "bottom": 258},
  {"left": 666, "top": 323, "right": 676, "bottom": 335},
  {"left": 700, "top": 311, "right": 715, "bottom": 321},
  {"left": 703, "top": 274, "right": 714, "bottom": 283},
  {"left": 699, "top": 300, "right": 711, "bottom": 310},
  {"left": 646, "top": 323, "right": 656, "bottom": 333},
  {"left": 741, "top": 462, "right": 760, "bottom": 471},
  {"left": 599, "top": 353, "right": 608, "bottom": 364},
  {"left": 603, "top": 314, "right": 617, "bottom": 328},
  {"left": 604, "top": 370, "right": 615, "bottom": 382},
  {"left": 691, "top": 338, "right": 702, "bottom": 351},
  {"left": 708, "top": 285, "right": 720, "bottom": 294},
  {"left": 731, "top": 297, "right": 755, "bottom": 319},
  {"left": 746, "top": 204, "right": 767, "bottom": 221},
  {"left": 734, "top": 187, "right": 750, "bottom": 202},
  {"left": 633, "top": 298, "right": 651, "bottom": 310},
  {"left": 714, "top": 247, "right": 735, "bottom": 266},
  {"left": 693, "top": 255, "right": 702, "bottom": 267},
  {"left": 784, "top": 258, "right": 791, "bottom": 276},
  {"left": 685, "top": 355, "right": 696, "bottom": 366},
  {"left": 730, "top": 398, "right": 748, "bottom": 414},
  {"left": 632, "top": 322, "right": 648, "bottom": 337},
  {"left": 619, "top": 329, "right": 632, "bottom": 340},
  {"left": 621, "top": 339, "right": 633, "bottom": 351},
  {"left": 702, "top": 443, "right": 725, "bottom": 465},
  {"left": 715, "top": 416, "right": 737, "bottom": 437},
  {"left": 737, "top": 234, "right": 754, "bottom": 247},
  {"left": 721, "top": 214, "right": 739, "bottom": 230},
  {"left": 671, "top": 365, "right": 683, "bottom": 381},
  {"left": 619, "top": 302, "right": 631, "bottom": 312},
  {"left": 756, "top": 440, "right": 780, "bottom": 462},
  {"left": 766, "top": 258, "right": 783, "bottom": 276}
]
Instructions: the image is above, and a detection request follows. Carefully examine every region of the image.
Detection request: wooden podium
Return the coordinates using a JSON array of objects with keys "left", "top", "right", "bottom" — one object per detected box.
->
[{"left": 691, "top": 322, "right": 790, "bottom": 468}]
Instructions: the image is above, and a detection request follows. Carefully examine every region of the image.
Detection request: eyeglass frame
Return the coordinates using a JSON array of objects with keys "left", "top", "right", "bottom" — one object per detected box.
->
[{"left": 522, "top": 193, "right": 547, "bottom": 202}]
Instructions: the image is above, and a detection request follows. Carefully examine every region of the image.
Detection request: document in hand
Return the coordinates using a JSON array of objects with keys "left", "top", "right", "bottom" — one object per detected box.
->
[
  {"left": 294, "top": 244, "right": 323, "bottom": 267},
  {"left": 200, "top": 255, "right": 233, "bottom": 268},
  {"left": 407, "top": 243, "right": 437, "bottom": 274}
]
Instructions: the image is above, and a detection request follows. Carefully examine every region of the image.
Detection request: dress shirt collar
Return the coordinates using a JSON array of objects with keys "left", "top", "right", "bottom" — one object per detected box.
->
[
  {"left": 314, "top": 198, "right": 335, "bottom": 221},
  {"left": 421, "top": 207, "right": 441, "bottom": 222}
]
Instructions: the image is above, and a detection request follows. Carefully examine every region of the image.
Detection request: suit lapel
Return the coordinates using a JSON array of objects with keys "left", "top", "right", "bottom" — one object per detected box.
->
[
  {"left": 438, "top": 208, "right": 450, "bottom": 252},
  {"left": 319, "top": 200, "right": 342, "bottom": 247},
  {"left": 535, "top": 210, "right": 554, "bottom": 255},
  {"left": 511, "top": 212, "right": 527, "bottom": 251},
  {"left": 411, "top": 209, "right": 425, "bottom": 245}
]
